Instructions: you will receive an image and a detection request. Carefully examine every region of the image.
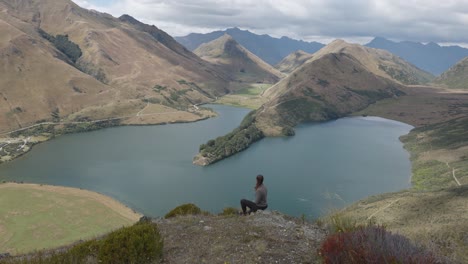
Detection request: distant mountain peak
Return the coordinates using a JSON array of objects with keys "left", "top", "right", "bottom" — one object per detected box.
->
[
  {"left": 370, "top": 36, "right": 391, "bottom": 42},
  {"left": 194, "top": 34, "right": 283, "bottom": 84},
  {"left": 175, "top": 29, "right": 325, "bottom": 65},
  {"left": 426, "top": 41, "right": 440, "bottom": 47}
]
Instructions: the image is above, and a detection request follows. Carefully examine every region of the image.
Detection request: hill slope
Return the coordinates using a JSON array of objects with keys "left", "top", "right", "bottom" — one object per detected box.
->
[
  {"left": 175, "top": 27, "right": 324, "bottom": 65},
  {"left": 263, "top": 40, "right": 434, "bottom": 100},
  {"left": 274, "top": 50, "right": 313, "bottom": 74},
  {"left": 0, "top": 0, "right": 231, "bottom": 132},
  {"left": 194, "top": 34, "right": 283, "bottom": 85},
  {"left": 256, "top": 40, "right": 426, "bottom": 135},
  {"left": 340, "top": 185, "right": 468, "bottom": 263},
  {"left": 366, "top": 37, "right": 468, "bottom": 75},
  {"left": 434, "top": 57, "right": 468, "bottom": 89}
]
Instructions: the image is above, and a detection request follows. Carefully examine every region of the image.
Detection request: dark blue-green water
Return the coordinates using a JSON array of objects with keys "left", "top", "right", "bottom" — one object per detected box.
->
[{"left": 0, "top": 105, "right": 413, "bottom": 219}]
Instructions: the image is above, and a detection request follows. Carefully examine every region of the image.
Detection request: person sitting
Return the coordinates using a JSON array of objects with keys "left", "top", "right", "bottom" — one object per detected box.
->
[{"left": 240, "top": 174, "right": 268, "bottom": 215}]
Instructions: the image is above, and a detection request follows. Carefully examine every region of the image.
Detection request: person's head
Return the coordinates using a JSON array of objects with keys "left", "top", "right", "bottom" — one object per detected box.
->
[{"left": 255, "top": 174, "right": 264, "bottom": 190}]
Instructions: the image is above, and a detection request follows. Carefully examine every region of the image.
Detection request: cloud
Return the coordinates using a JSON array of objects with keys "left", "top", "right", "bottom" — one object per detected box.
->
[{"left": 72, "top": 0, "right": 468, "bottom": 44}]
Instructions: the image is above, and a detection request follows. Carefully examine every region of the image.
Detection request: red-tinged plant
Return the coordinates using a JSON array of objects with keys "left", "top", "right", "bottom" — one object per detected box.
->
[{"left": 319, "top": 225, "right": 442, "bottom": 264}]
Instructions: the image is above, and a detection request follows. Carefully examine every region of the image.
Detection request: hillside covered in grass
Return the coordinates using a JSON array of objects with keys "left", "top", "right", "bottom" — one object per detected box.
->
[{"left": 1, "top": 203, "right": 455, "bottom": 264}]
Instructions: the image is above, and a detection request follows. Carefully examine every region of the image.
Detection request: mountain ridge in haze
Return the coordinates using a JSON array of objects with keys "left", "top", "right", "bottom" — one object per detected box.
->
[
  {"left": 366, "top": 37, "right": 468, "bottom": 75},
  {"left": 194, "top": 34, "right": 283, "bottom": 85},
  {"left": 175, "top": 27, "right": 324, "bottom": 66},
  {"left": 274, "top": 50, "right": 314, "bottom": 74}
]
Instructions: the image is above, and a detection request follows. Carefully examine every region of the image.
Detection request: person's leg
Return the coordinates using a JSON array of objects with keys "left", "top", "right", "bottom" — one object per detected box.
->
[
  {"left": 258, "top": 205, "right": 268, "bottom": 211},
  {"left": 240, "top": 199, "right": 258, "bottom": 214}
]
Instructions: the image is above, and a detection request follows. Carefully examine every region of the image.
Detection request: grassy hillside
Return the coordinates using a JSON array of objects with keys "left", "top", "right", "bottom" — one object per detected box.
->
[
  {"left": 337, "top": 186, "right": 468, "bottom": 263},
  {"left": 435, "top": 57, "right": 468, "bottom": 89},
  {"left": 0, "top": 183, "right": 141, "bottom": 255},
  {"left": 194, "top": 34, "right": 283, "bottom": 86},
  {"left": 0, "top": 206, "right": 327, "bottom": 264},
  {"left": 0, "top": 0, "right": 231, "bottom": 134},
  {"left": 400, "top": 117, "right": 468, "bottom": 190},
  {"left": 256, "top": 51, "right": 406, "bottom": 136}
]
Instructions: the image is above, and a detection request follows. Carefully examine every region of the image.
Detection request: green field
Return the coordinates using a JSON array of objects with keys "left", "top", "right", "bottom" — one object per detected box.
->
[
  {"left": 0, "top": 183, "right": 140, "bottom": 255},
  {"left": 215, "top": 83, "right": 272, "bottom": 109}
]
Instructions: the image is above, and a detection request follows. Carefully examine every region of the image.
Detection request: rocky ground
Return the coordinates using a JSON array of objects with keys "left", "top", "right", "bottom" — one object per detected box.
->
[{"left": 155, "top": 211, "right": 327, "bottom": 264}]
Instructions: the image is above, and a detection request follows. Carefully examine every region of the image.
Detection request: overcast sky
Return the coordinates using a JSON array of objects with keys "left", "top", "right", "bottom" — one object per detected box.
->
[{"left": 73, "top": 0, "right": 468, "bottom": 46}]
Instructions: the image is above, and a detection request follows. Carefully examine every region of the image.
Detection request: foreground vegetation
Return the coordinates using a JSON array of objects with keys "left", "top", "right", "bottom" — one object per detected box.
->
[
  {"left": 0, "top": 221, "right": 163, "bottom": 264},
  {"left": 319, "top": 213, "right": 442, "bottom": 263},
  {"left": 0, "top": 200, "right": 461, "bottom": 263},
  {"left": 320, "top": 222, "right": 440, "bottom": 263}
]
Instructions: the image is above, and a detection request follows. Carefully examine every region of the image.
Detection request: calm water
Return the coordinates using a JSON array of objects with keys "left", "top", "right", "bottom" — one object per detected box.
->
[{"left": 0, "top": 105, "right": 413, "bottom": 219}]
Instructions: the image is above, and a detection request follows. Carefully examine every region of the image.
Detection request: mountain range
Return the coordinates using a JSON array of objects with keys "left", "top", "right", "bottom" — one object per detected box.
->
[
  {"left": 175, "top": 27, "right": 325, "bottom": 66},
  {"left": 366, "top": 37, "right": 468, "bottom": 76},
  {"left": 177, "top": 30, "right": 468, "bottom": 77}
]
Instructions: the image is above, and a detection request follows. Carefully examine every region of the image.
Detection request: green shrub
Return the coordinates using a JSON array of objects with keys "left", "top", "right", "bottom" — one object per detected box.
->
[
  {"left": 165, "top": 203, "right": 202, "bottom": 218},
  {"left": 38, "top": 29, "right": 82, "bottom": 63},
  {"left": 98, "top": 222, "right": 163, "bottom": 264},
  {"left": 325, "top": 212, "right": 359, "bottom": 234},
  {"left": 0, "top": 222, "right": 163, "bottom": 264}
]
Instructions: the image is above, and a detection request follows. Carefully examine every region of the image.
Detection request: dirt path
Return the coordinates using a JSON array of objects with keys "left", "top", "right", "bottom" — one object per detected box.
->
[
  {"left": 446, "top": 162, "right": 462, "bottom": 186},
  {"left": 0, "top": 105, "right": 194, "bottom": 136}
]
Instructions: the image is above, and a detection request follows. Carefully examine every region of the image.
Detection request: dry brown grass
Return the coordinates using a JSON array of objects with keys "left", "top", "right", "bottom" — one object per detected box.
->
[
  {"left": 0, "top": 0, "right": 231, "bottom": 133},
  {"left": 340, "top": 186, "right": 468, "bottom": 263},
  {"left": 354, "top": 85, "right": 468, "bottom": 127}
]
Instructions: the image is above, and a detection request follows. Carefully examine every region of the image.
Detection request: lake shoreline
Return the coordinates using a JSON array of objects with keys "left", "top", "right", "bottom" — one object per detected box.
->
[
  {"left": 0, "top": 112, "right": 215, "bottom": 165},
  {"left": 0, "top": 105, "right": 413, "bottom": 219}
]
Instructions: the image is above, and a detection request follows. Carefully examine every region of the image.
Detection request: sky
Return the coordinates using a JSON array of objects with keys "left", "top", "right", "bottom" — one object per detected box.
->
[{"left": 73, "top": 0, "right": 468, "bottom": 46}]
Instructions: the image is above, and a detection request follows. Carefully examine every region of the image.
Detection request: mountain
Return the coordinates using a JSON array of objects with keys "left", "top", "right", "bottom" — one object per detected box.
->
[
  {"left": 366, "top": 37, "right": 468, "bottom": 75},
  {"left": 258, "top": 40, "right": 425, "bottom": 134},
  {"left": 175, "top": 27, "right": 325, "bottom": 66},
  {"left": 265, "top": 40, "right": 433, "bottom": 100},
  {"left": 0, "top": 0, "right": 232, "bottom": 132},
  {"left": 434, "top": 57, "right": 468, "bottom": 89},
  {"left": 194, "top": 34, "right": 283, "bottom": 85},
  {"left": 274, "top": 50, "right": 313, "bottom": 74},
  {"left": 194, "top": 40, "right": 435, "bottom": 165}
]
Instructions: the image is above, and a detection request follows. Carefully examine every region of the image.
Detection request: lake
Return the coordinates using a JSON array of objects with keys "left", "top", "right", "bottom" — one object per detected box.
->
[{"left": 0, "top": 105, "right": 413, "bottom": 219}]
